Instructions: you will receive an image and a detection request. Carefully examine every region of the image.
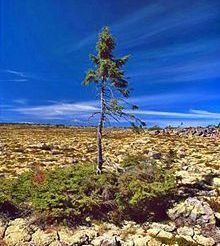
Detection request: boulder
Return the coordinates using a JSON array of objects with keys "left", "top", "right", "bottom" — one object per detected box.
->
[
  {"left": 49, "top": 241, "right": 64, "bottom": 246},
  {"left": 157, "top": 230, "right": 173, "bottom": 240},
  {"left": 31, "top": 229, "right": 57, "bottom": 246},
  {"left": 168, "top": 198, "right": 220, "bottom": 245},
  {"left": 212, "top": 177, "right": 220, "bottom": 187},
  {"left": 150, "top": 222, "right": 176, "bottom": 232},
  {"left": 193, "top": 234, "right": 215, "bottom": 246},
  {"left": 58, "top": 227, "right": 96, "bottom": 245},
  {"left": 175, "top": 170, "right": 202, "bottom": 185},
  {"left": 4, "top": 218, "right": 32, "bottom": 246},
  {"left": 177, "top": 226, "right": 194, "bottom": 237},
  {"left": 147, "top": 238, "right": 162, "bottom": 246},
  {"left": 167, "top": 197, "right": 216, "bottom": 227},
  {"left": 176, "top": 226, "right": 196, "bottom": 245},
  {"left": 130, "top": 235, "right": 151, "bottom": 246},
  {"left": 100, "top": 236, "right": 121, "bottom": 246}
]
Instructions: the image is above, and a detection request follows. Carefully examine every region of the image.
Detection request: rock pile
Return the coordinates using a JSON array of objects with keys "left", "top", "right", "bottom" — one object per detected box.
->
[
  {"left": 152, "top": 126, "right": 220, "bottom": 138},
  {"left": 1, "top": 201, "right": 220, "bottom": 246},
  {"left": 167, "top": 197, "right": 220, "bottom": 245}
]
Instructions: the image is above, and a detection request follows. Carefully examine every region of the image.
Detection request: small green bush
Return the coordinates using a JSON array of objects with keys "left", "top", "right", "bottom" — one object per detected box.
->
[
  {"left": 0, "top": 159, "right": 176, "bottom": 224},
  {"left": 117, "top": 161, "right": 176, "bottom": 206},
  {"left": 120, "top": 154, "right": 146, "bottom": 168}
]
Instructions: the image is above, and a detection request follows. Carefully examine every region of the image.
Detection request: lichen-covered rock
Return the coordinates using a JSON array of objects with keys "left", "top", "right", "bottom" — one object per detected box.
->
[
  {"left": 176, "top": 226, "right": 196, "bottom": 245},
  {"left": 129, "top": 235, "right": 152, "bottom": 246},
  {"left": 193, "top": 234, "right": 215, "bottom": 246},
  {"left": 147, "top": 238, "right": 162, "bottom": 246},
  {"left": 31, "top": 229, "right": 57, "bottom": 246},
  {"left": 167, "top": 197, "right": 216, "bottom": 227},
  {"left": 148, "top": 228, "right": 161, "bottom": 237},
  {"left": 58, "top": 226, "right": 96, "bottom": 245},
  {"left": 57, "top": 228, "right": 77, "bottom": 245},
  {"left": 100, "top": 236, "right": 121, "bottom": 246},
  {"left": 150, "top": 222, "right": 176, "bottom": 232},
  {"left": 0, "top": 218, "right": 8, "bottom": 239},
  {"left": 4, "top": 218, "right": 32, "bottom": 246},
  {"left": 175, "top": 234, "right": 196, "bottom": 245},
  {"left": 212, "top": 177, "right": 220, "bottom": 187},
  {"left": 177, "top": 226, "right": 194, "bottom": 237},
  {"left": 168, "top": 198, "right": 220, "bottom": 245},
  {"left": 157, "top": 230, "right": 173, "bottom": 240},
  {"left": 91, "top": 236, "right": 106, "bottom": 246},
  {"left": 49, "top": 241, "right": 64, "bottom": 246}
]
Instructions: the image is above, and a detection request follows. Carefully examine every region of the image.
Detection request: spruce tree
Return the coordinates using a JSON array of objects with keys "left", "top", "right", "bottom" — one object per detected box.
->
[{"left": 83, "top": 26, "right": 145, "bottom": 174}]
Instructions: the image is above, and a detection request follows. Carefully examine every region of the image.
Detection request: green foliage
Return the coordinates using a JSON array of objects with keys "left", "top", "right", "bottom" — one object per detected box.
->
[
  {"left": 120, "top": 154, "right": 146, "bottom": 168},
  {"left": 83, "top": 26, "right": 145, "bottom": 129},
  {"left": 83, "top": 26, "right": 129, "bottom": 95},
  {"left": 0, "top": 160, "right": 176, "bottom": 224},
  {"left": 117, "top": 160, "right": 176, "bottom": 207},
  {"left": 0, "top": 164, "right": 116, "bottom": 222}
]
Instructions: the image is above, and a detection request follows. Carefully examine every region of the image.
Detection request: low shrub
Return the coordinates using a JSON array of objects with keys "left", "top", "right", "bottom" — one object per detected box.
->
[
  {"left": 0, "top": 157, "right": 176, "bottom": 225},
  {"left": 120, "top": 154, "right": 146, "bottom": 168}
]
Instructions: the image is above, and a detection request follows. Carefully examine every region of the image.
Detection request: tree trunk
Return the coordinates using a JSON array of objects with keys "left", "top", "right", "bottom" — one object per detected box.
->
[{"left": 97, "top": 78, "right": 105, "bottom": 174}]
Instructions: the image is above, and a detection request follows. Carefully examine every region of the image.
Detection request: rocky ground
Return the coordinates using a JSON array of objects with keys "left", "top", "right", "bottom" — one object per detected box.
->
[{"left": 0, "top": 124, "right": 220, "bottom": 245}]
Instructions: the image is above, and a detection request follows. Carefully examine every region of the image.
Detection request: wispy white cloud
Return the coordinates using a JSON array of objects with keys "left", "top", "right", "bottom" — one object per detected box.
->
[
  {"left": 0, "top": 79, "right": 28, "bottom": 82},
  {"left": 4, "top": 69, "right": 26, "bottom": 78},
  {"left": 14, "top": 102, "right": 99, "bottom": 119},
  {"left": 0, "top": 69, "right": 29, "bottom": 82},
  {"left": 190, "top": 109, "right": 220, "bottom": 118},
  {"left": 65, "top": 1, "right": 218, "bottom": 53},
  {"left": 131, "top": 109, "right": 220, "bottom": 119},
  {"left": 128, "top": 92, "right": 219, "bottom": 107},
  {"left": 117, "top": 3, "right": 217, "bottom": 49},
  {"left": 1, "top": 69, "right": 65, "bottom": 83},
  {"left": 11, "top": 96, "right": 220, "bottom": 122}
]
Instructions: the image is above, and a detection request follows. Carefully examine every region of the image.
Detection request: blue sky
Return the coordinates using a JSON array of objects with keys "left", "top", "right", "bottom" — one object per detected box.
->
[{"left": 1, "top": 0, "right": 220, "bottom": 127}]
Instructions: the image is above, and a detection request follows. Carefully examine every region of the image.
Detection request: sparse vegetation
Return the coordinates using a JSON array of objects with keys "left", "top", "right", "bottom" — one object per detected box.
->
[{"left": 0, "top": 124, "right": 220, "bottom": 245}]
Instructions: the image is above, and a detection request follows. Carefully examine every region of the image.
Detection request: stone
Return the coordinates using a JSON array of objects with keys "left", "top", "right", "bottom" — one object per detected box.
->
[
  {"left": 177, "top": 226, "right": 194, "bottom": 237},
  {"left": 167, "top": 197, "right": 216, "bottom": 227},
  {"left": 49, "top": 241, "right": 64, "bottom": 246},
  {"left": 175, "top": 234, "right": 196, "bottom": 244},
  {"left": 175, "top": 170, "right": 202, "bottom": 185},
  {"left": 31, "top": 229, "right": 57, "bottom": 246},
  {"left": 58, "top": 227, "right": 96, "bottom": 245},
  {"left": 148, "top": 238, "right": 162, "bottom": 246},
  {"left": 91, "top": 236, "right": 106, "bottom": 246},
  {"left": 58, "top": 228, "right": 81, "bottom": 245},
  {"left": 193, "top": 234, "right": 215, "bottom": 246},
  {"left": 4, "top": 218, "right": 32, "bottom": 246},
  {"left": 0, "top": 218, "right": 7, "bottom": 238},
  {"left": 151, "top": 222, "right": 176, "bottom": 232},
  {"left": 212, "top": 177, "right": 220, "bottom": 187},
  {"left": 132, "top": 236, "right": 151, "bottom": 246},
  {"left": 100, "top": 236, "right": 121, "bottom": 246},
  {"left": 157, "top": 230, "right": 173, "bottom": 240},
  {"left": 147, "top": 228, "right": 161, "bottom": 237}
]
